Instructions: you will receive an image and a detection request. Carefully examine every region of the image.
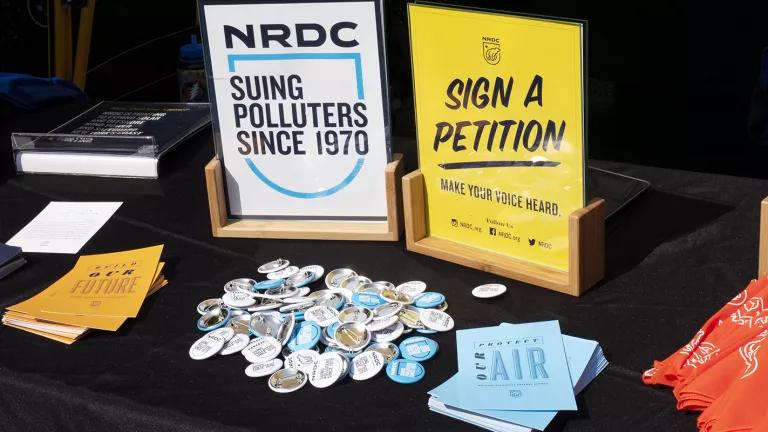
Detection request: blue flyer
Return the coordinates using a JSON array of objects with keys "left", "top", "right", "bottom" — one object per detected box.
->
[
  {"left": 455, "top": 320, "right": 577, "bottom": 411},
  {"left": 431, "top": 330, "right": 601, "bottom": 430}
]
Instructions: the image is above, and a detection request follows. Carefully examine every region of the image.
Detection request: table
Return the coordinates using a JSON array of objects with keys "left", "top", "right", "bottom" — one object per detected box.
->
[{"left": 0, "top": 105, "right": 762, "bottom": 431}]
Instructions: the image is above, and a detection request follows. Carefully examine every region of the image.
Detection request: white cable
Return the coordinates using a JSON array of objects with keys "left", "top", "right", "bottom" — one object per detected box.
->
[
  {"left": 27, "top": 0, "right": 48, "bottom": 28},
  {"left": 114, "top": 72, "right": 176, "bottom": 101},
  {"left": 87, "top": 25, "right": 198, "bottom": 74}
]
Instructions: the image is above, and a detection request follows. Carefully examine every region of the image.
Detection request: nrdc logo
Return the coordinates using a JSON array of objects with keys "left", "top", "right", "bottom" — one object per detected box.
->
[{"left": 482, "top": 36, "right": 501, "bottom": 65}]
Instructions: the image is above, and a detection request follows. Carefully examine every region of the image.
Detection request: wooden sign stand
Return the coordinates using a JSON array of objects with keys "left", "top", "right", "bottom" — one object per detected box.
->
[
  {"left": 205, "top": 153, "right": 404, "bottom": 241},
  {"left": 758, "top": 197, "right": 768, "bottom": 277},
  {"left": 402, "top": 169, "right": 605, "bottom": 296}
]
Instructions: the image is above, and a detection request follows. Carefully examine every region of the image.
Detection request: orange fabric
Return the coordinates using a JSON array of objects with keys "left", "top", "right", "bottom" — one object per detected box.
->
[
  {"left": 675, "top": 329, "right": 768, "bottom": 412},
  {"left": 696, "top": 330, "right": 768, "bottom": 432},
  {"left": 643, "top": 277, "right": 768, "bottom": 431},
  {"left": 643, "top": 278, "right": 768, "bottom": 389}
]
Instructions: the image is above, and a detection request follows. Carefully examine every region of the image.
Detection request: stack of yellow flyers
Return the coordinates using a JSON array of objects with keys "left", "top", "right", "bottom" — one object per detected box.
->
[{"left": 2, "top": 245, "right": 167, "bottom": 344}]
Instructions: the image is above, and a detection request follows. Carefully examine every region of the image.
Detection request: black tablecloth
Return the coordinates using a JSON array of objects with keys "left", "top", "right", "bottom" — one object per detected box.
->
[{"left": 0, "top": 106, "right": 764, "bottom": 432}]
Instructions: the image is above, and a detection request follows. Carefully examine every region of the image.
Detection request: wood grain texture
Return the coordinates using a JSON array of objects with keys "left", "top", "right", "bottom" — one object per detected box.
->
[
  {"left": 401, "top": 171, "right": 605, "bottom": 296},
  {"left": 205, "top": 155, "right": 404, "bottom": 241},
  {"left": 73, "top": 0, "right": 96, "bottom": 89},
  {"left": 760, "top": 197, "right": 768, "bottom": 277}
]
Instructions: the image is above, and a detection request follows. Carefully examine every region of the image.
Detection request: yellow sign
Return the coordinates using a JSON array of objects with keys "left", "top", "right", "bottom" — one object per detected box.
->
[{"left": 408, "top": 4, "right": 586, "bottom": 271}]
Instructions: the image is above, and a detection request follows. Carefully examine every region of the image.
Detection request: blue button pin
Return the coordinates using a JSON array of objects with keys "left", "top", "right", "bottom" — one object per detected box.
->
[
  {"left": 196, "top": 308, "right": 231, "bottom": 332},
  {"left": 399, "top": 336, "right": 438, "bottom": 362},
  {"left": 352, "top": 292, "right": 386, "bottom": 308},
  {"left": 386, "top": 359, "right": 425, "bottom": 384},
  {"left": 254, "top": 278, "right": 285, "bottom": 290},
  {"left": 326, "top": 321, "right": 341, "bottom": 339},
  {"left": 287, "top": 320, "right": 321, "bottom": 351},
  {"left": 413, "top": 292, "right": 445, "bottom": 308}
]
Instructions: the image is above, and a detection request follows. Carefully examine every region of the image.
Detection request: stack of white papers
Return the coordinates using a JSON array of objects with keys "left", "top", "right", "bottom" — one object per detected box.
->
[{"left": 428, "top": 322, "right": 607, "bottom": 432}]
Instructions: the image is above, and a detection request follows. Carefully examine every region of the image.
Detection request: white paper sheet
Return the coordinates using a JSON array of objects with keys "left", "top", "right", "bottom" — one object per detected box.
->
[{"left": 6, "top": 202, "right": 122, "bottom": 253}]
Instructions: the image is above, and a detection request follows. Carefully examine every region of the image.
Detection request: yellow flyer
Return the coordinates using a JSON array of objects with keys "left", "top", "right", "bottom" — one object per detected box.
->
[
  {"left": 7, "top": 262, "right": 166, "bottom": 331},
  {"left": 36, "top": 245, "right": 164, "bottom": 318},
  {"left": 408, "top": 4, "right": 586, "bottom": 271}
]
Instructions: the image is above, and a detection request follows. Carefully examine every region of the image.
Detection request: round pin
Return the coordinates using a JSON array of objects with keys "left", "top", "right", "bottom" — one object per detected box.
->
[
  {"left": 352, "top": 291, "right": 386, "bottom": 309},
  {"left": 242, "top": 336, "right": 281, "bottom": 363},
  {"left": 380, "top": 288, "right": 414, "bottom": 305},
  {"left": 222, "top": 291, "right": 257, "bottom": 308},
  {"left": 329, "top": 287, "right": 353, "bottom": 304},
  {"left": 419, "top": 308, "right": 455, "bottom": 332},
  {"left": 279, "top": 300, "right": 314, "bottom": 312},
  {"left": 269, "top": 368, "right": 308, "bottom": 393},
  {"left": 373, "top": 302, "right": 403, "bottom": 320},
  {"left": 308, "top": 291, "right": 345, "bottom": 310},
  {"left": 416, "top": 328, "right": 438, "bottom": 334},
  {"left": 414, "top": 292, "right": 446, "bottom": 309},
  {"left": 339, "top": 275, "right": 372, "bottom": 292},
  {"left": 248, "top": 297, "right": 282, "bottom": 312},
  {"left": 335, "top": 322, "right": 371, "bottom": 351},
  {"left": 366, "top": 342, "right": 400, "bottom": 363},
  {"left": 197, "top": 298, "right": 223, "bottom": 315},
  {"left": 437, "top": 301, "right": 449, "bottom": 312},
  {"left": 350, "top": 351, "right": 385, "bottom": 381},
  {"left": 386, "top": 359, "right": 425, "bottom": 384},
  {"left": 254, "top": 278, "right": 285, "bottom": 290},
  {"left": 276, "top": 313, "right": 296, "bottom": 346},
  {"left": 397, "top": 306, "right": 424, "bottom": 329},
  {"left": 220, "top": 333, "right": 250, "bottom": 355},
  {"left": 324, "top": 346, "right": 357, "bottom": 360},
  {"left": 299, "top": 265, "right": 325, "bottom": 283},
  {"left": 189, "top": 327, "right": 234, "bottom": 360},
  {"left": 197, "top": 308, "right": 231, "bottom": 332},
  {"left": 366, "top": 315, "right": 399, "bottom": 332},
  {"left": 325, "top": 268, "right": 357, "bottom": 289},
  {"left": 326, "top": 321, "right": 341, "bottom": 339},
  {"left": 320, "top": 329, "right": 342, "bottom": 349},
  {"left": 245, "top": 358, "right": 283, "bottom": 378},
  {"left": 282, "top": 344, "right": 319, "bottom": 358},
  {"left": 227, "top": 313, "right": 252, "bottom": 335},
  {"left": 224, "top": 278, "right": 256, "bottom": 293},
  {"left": 399, "top": 336, "right": 439, "bottom": 362},
  {"left": 373, "top": 281, "right": 395, "bottom": 291},
  {"left": 356, "top": 282, "right": 381, "bottom": 294},
  {"left": 309, "top": 352, "right": 346, "bottom": 388},
  {"left": 285, "top": 271, "right": 314, "bottom": 288},
  {"left": 472, "top": 283, "right": 507, "bottom": 298},
  {"left": 249, "top": 312, "right": 283, "bottom": 338},
  {"left": 285, "top": 349, "right": 320, "bottom": 374},
  {"left": 258, "top": 258, "right": 289, "bottom": 274},
  {"left": 338, "top": 306, "right": 373, "bottom": 324},
  {"left": 395, "top": 281, "right": 427, "bottom": 297},
  {"left": 287, "top": 320, "right": 322, "bottom": 351},
  {"left": 265, "top": 284, "right": 299, "bottom": 299},
  {"left": 372, "top": 320, "right": 404, "bottom": 343},
  {"left": 303, "top": 305, "right": 340, "bottom": 327},
  {"left": 267, "top": 265, "right": 299, "bottom": 280}
]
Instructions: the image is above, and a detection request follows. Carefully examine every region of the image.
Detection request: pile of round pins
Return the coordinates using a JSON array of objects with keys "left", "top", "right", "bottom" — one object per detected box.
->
[{"left": 189, "top": 258, "right": 455, "bottom": 393}]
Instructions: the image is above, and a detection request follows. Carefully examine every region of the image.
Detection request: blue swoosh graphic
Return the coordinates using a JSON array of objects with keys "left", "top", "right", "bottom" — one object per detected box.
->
[{"left": 245, "top": 158, "right": 365, "bottom": 199}]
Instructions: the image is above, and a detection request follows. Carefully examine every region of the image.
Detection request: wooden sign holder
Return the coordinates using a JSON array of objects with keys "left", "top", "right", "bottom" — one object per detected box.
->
[
  {"left": 205, "top": 153, "right": 404, "bottom": 241},
  {"left": 402, "top": 169, "right": 605, "bottom": 296},
  {"left": 758, "top": 197, "right": 768, "bottom": 277}
]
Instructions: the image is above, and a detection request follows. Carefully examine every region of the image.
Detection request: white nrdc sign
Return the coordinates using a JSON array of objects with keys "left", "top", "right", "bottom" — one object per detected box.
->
[{"left": 200, "top": 0, "right": 390, "bottom": 220}]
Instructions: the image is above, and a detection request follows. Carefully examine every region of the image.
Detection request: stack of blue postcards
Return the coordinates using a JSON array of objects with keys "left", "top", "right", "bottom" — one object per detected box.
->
[{"left": 428, "top": 321, "right": 607, "bottom": 432}]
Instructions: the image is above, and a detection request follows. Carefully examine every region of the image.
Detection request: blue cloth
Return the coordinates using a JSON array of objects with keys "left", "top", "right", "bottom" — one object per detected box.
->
[{"left": 0, "top": 73, "right": 86, "bottom": 110}]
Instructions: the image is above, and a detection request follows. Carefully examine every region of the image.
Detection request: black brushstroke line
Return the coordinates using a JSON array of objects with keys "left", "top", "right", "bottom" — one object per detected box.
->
[{"left": 438, "top": 161, "right": 561, "bottom": 170}]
